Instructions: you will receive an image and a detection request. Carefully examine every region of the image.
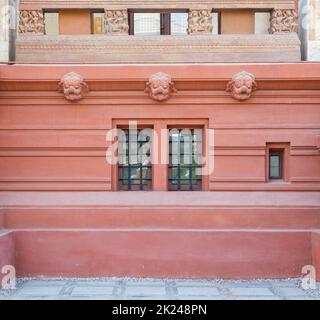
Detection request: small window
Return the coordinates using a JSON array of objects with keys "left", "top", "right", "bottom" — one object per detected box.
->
[
  {"left": 44, "top": 12, "right": 59, "bottom": 35},
  {"left": 118, "top": 128, "right": 152, "bottom": 191},
  {"left": 171, "top": 13, "right": 188, "bottom": 35},
  {"left": 255, "top": 12, "right": 271, "bottom": 34},
  {"left": 269, "top": 151, "right": 283, "bottom": 179},
  {"left": 133, "top": 13, "right": 161, "bottom": 35},
  {"left": 168, "top": 128, "right": 203, "bottom": 191},
  {"left": 212, "top": 12, "right": 219, "bottom": 34},
  {"left": 92, "top": 12, "right": 105, "bottom": 34}
]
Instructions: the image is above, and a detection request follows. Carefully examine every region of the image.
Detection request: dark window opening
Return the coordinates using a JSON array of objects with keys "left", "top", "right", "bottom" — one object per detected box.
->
[
  {"left": 129, "top": 12, "right": 188, "bottom": 35},
  {"left": 168, "top": 128, "right": 203, "bottom": 191},
  {"left": 269, "top": 151, "right": 283, "bottom": 180},
  {"left": 118, "top": 128, "right": 152, "bottom": 191}
]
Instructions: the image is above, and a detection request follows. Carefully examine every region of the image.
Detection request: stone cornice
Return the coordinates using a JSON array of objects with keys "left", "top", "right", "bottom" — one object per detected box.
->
[
  {"left": 1, "top": 63, "right": 320, "bottom": 93},
  {"left": 15, "top": 34, "right": 301, "bottom": 64},
  {"left": 20, "top": 0, "right": 296, "bottom": 10}
]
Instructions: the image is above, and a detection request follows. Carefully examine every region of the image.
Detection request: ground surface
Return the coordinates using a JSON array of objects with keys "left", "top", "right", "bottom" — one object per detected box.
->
[{"left": 1, "top": 278, "right": 320, "bottom": 300}]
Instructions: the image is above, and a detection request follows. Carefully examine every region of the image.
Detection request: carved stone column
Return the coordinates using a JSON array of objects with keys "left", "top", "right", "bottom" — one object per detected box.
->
[
  {"left": 188, "top": 9, "right": 213, "bottom": 34},
  {"left": 269, "top": 9, "right": 298, "bottom": 34},
  {"left": 19, "top": 10, "right": 45, "bottom": 34},
  {"left": 104, "top": 9, "right": 129, "bottom": 35}
]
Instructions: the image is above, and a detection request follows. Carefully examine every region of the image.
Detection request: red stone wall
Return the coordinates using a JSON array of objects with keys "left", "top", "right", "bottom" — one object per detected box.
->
[{"left": 0, "top": 64, "right": 319, "bottom": 192}]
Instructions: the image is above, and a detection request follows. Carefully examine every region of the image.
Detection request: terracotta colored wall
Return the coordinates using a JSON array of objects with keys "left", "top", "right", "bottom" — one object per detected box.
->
[
  {"left": 220, "top": 10, "right": 255, "bottom": 34},
  {"left": 0, "top": 64, "right": 319, "bottom": 192},
  {"left": 14, "top": 230, "right": 312, "bottom": 279},
  {"left": 59, "top": 10, "right": 91, "bottom": 35}
]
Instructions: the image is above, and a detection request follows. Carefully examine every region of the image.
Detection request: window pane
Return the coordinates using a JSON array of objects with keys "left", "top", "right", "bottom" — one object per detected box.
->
[
  {"left": 93, "top": 13, "right": 104, "bottom": 34},
  {"left": 45, "top": 12, "right": 59, "bottom": 35},
  {"left": 270, "top": 155, "right": 280, "bottom": 178},
  {"left": 118, "top": 129, "right": 152, "bottom": 191},
  {"left": 171, "top": 13, "right": 188, "bottom": 35},
  {"left": 134, "top": 13, "right": 160, "bottom": 35},
  {"left": 168, "top": 128, "right": 202, "bottom": 191},
  {"left": 255, "top": 12, "right": 271, "bottom": 34},
  {"left": 212, "top": 12, "right": 219, "bottom": 34}
]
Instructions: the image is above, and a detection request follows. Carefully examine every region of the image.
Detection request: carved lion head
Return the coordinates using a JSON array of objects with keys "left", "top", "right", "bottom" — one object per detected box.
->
[
  {"left": 145, "top": 72, "right": 177, "bottom": 102},
  {"left": 226, "top": 71, "right": 257, "bottom": 101},
  {"left": 58, "top": 72, "right": 89, "bottom": 102}
]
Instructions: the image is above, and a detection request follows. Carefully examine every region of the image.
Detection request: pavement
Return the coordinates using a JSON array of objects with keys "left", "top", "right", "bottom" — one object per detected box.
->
[{"left": 1, "top": 278, "right": 320, "bottom": 300}]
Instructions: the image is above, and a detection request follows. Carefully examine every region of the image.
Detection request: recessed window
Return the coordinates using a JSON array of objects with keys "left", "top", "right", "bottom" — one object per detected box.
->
[
  {"left": 133, "top": 13, "right": 161, "bottom": 35},
  {"left": 44, "top": 11, "right": 104, "bottom": 35},
  {"left": 168, "top": 128, "right": 203, "bottom": 191},
  {"left": 269, "top": 151, "right": 283, "bottom": 179},
  {"left": 92, "top": 12, "right": 105, "bottom": 34},
  {"left": 44, "top": 12, "right": 59, "bottom": 35},
  {"left": 171, "top": 13, "right": 188, "bottom": 35},
  {"left": 118, "top": 128, "right": 152, "bottom": 191},
  {"left": 129, "top": 12, "right": 188, "bottom": 35},
  {"left": 255, "top": 12, "right": 271, "bottom": 34},
  {"left": 212, "top": 12, "right": 219, "bottom": 34}
]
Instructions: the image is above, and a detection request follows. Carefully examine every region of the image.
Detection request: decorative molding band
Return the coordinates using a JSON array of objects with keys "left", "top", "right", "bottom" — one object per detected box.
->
[
  {"left": 19, "top": 0, "right": 296, "bottom": 10},
  {"left": 104, "top": 9, "right": 129, "bottom": 35},
  {"left": 188, "top": 9, "right": 213, "bottom": 34},
  {"left": 16, "top": 33, "right": 301, "bottom": 63},
  {"left": 19, "top": 10, "right": 45, "bottom": 34},
  {"left": 269, "top": 9, "right": 298, "bottom": 34}
]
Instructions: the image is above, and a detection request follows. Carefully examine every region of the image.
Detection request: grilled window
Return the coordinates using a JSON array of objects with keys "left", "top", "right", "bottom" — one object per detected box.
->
[
  {"left": 129, "top": 12, "right": 188, "bottom": 35},
  {"left": 168, "top": 128, "right": 203, "bottom": 191},
  {"left": 118, "top": 128, "right": 152, "bottom": 191}
]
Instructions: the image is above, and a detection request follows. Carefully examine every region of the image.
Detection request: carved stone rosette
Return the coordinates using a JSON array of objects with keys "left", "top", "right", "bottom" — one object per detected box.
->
[
  {"left": 19, "top": 10, "right": 45, "bottom": 34},
  {"left": 269, "top": 9, "right": 298, "bottom": 34},
  {"left": 188, "top": 9, "right": 213, "bottom": 34},
  {"left": 104, "top": 9, "right": 129, "bottom": 35},
  {"left": 58, "top": 72, "right": 89, "bottom": 102},
  {"left": 145, "top": 72, "right": 177, "bottom": 102},
  {"left": 226, "top": 71, "right": 257, "bottom": 101}
]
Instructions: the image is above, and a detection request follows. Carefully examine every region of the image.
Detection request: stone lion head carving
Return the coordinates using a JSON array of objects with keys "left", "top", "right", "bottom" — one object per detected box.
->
[
  {"left": 145, "top": 72, "right": 177, "bottom": 102},
  {"left": 58, "top": 72, "right": 89, "bottom": 102},
  {"left": 226, "top": 71, "right": 257, "bottom": 101}
]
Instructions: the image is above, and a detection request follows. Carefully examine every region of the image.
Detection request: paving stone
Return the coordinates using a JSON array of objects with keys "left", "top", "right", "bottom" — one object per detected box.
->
[
  {"left": 229, "top": 287, "right": 274, "bottom": 296},
  {"left": 278, "top": 287, "right": 308, "bottom": 296},
  {"left": 125, "top": 279, "right": 165, "bottom": 286},
  {"left": 72, "top": 286, "right": 114, "bottom": 296},
  {"left": 22, "top": 280, "right": 67, "bottom": 287},
  {"left": 125, "top": 286, "right": 166, "bottom": 296},
  {"left": 175, "top": 280, "right": 216, "bottom": 287},
  {"left": 75, "top": 280, "right": 117, "bottom": 287},
  {"left": 226, "top": 296, "right": 282, "bottom": 300},
  {"left": 15, "top": 286, "right": 63, "bottom": 297},
  {"left": 178, "top": 295, "right": 223, "bottom": 300},
  {"left": 177, "top": 286, "right": 220, "bottom": 296}
]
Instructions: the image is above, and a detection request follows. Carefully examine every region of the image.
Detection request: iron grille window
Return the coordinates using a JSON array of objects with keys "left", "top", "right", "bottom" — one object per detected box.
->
[
  {"left": 129, "top": 12, "right": 188, "bottom": 35},
  {"left": 118, "top": 128, "right": 152, "bottom": 191},
  {"left": 168, "top": 129, "right": 203, "bottom": 191}
]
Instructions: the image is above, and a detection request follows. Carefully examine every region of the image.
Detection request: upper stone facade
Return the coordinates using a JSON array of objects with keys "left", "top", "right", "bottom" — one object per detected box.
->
[{"left": 15, "top": 0, "right": 302, "bottom": 63}]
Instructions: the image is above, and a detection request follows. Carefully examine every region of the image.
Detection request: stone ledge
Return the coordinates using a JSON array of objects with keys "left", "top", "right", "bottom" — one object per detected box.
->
[
  {"left": 20, "top": 0, "right": 296, "bottom": 10},
  {"left": 16, "top": 33, "right": 301, "bottom": 63}
]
